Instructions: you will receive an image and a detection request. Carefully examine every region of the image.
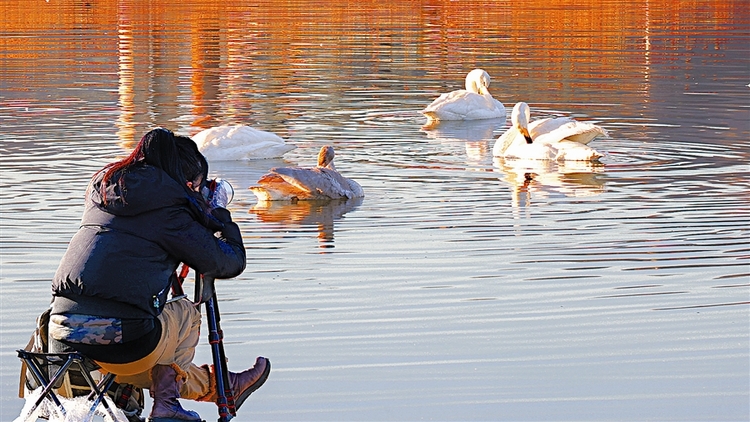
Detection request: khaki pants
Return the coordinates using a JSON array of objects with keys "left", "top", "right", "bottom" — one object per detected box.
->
[{"left": 97, "top": 298, "right": 214, "bottom": 401}]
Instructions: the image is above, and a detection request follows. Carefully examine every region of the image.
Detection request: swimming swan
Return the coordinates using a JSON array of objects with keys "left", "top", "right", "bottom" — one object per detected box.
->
[
  {"left": 250, "top": 145, "right": 364, "bottom": 202},
  {"left": 421, "top": 69, "right": 506, "bottom": 123},
  {"left": 192, "top": 125, "right": 295, "bottom": 161},
  {"left": 493, "top": 102, "right": 608, "bottom": 162}
]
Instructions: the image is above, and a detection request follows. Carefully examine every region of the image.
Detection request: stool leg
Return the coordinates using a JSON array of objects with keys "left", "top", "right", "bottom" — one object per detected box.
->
[
  {"left": 24, "top": 355, "right": 76, "bottom": 421},
  {"left": 17, "top": 351, "right": 129, "bottom": 422},
  {"left": 81, "top": 370, "right": 119, "bottom": 422}
]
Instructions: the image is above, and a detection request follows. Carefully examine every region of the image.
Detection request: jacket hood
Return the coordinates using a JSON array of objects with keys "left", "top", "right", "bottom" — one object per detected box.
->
[{"left": 88, "top": 164, "right": 191, "bottom": 217}]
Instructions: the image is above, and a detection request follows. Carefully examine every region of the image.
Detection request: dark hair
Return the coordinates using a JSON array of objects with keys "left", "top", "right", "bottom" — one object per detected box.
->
[
  {"left": 174, "top": 135, "right": 208, "bottom": 188},
  {"left": 98, "top": 128, "right": 208, "bottom": 204}
]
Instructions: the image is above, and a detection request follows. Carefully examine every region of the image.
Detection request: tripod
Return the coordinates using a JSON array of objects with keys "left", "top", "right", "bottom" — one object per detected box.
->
[{"left": 173, "top": 264, "right": 236, "bottom": 422}]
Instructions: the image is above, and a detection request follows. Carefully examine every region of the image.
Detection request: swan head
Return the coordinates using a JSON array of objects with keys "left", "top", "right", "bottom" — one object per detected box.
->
[
  {"left": 511, "top": 102, "right": 533, "bottom": 144},
  {"left": 465, "top": 69, "right": 491, "bottom": 95},
  {"left": 317, "top": 145, "right": 336, "bottom": 169}
]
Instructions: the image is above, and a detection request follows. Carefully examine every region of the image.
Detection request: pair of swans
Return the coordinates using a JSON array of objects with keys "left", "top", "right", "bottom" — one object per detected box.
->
[
  {"left": 421, "top": 70, "right": 607, "bottom": 162},
  {"left": 194, "top": 69, "right": 505, "bottom": 161},
  {"left": 192, "top": 125, "right": 362, "bottom": 202}
]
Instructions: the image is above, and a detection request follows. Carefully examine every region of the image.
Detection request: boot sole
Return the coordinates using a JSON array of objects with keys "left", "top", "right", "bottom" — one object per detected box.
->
[{"left": 234, "top": 358, "right": 271, "bottom": 411}]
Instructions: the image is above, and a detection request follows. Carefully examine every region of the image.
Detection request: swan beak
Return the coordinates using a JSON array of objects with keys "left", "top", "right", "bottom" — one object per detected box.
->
[{"left": 520, "top": 126, "right": 533, "bottom": 144}]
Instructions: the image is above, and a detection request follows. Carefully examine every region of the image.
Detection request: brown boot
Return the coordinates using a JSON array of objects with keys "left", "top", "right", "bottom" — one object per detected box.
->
[
  {"left": 230, "top": 357, "right": 270, "bottom": 410},
  {"left": 148, "top": 364, "right": 203, "bottom": 422},
  {"left": 200, "top": 357, "right": 270, "bottom": 411}
]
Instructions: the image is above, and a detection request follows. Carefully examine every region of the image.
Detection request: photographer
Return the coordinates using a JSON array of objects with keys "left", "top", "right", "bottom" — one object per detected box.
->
[{"left": 48, "top": 128, "right": 270, "bottom": 421}]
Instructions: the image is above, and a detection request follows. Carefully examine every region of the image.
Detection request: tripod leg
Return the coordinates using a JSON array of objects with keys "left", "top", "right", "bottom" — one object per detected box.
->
[
  {"left": 205, "top": 296, "right": 233, "bottom": 422},
  {"left": 211, "top": 292, "right": 236, "bottom": 415}
]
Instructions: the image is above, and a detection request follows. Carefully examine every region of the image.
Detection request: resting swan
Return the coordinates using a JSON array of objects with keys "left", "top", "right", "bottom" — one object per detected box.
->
[
  {"left": 250, "top": 145, "right": 364, "bottom": 202},
  {"left": 493, "top": 102, "right": 608, "bottom": 162},
  {"left": 192, "top": 125, "right": 295, "bottom": 161},
  {"left": 421, "top": 69, "right": 506, "bottom": 123}
]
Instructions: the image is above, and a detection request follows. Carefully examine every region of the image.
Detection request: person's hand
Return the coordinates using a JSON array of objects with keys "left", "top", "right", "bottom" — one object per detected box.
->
[{"left": 210, "top": 207, "right": 232, "bottom": 223}]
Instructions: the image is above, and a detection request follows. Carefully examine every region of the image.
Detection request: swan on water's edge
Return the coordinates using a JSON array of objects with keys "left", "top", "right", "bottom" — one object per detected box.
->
[
  {"left": 421, "top": 69, "right": 507, "bottom": 125},
  {"left": 192, "top": 124, "right": 296, "bottom": 161},
  {"left": 493, "top": 102, "right": 608, "bottom": 162},
  {"left": 250, "top": 145, "right": 364, "bottom": 202}
]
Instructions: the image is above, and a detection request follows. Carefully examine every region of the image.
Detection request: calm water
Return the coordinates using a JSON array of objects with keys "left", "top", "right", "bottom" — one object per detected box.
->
[{"left": 1, "top": 1, "right": 749, "bottom": 420}]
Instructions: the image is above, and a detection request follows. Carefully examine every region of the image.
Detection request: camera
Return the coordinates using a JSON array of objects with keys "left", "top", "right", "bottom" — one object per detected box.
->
[{"left": 202, "top": 178, "right": 234, "bottom": 209}]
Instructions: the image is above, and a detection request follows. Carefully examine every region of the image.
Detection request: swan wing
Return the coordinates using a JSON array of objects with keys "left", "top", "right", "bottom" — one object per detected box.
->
[
  {"left": 480, "top": 97, "right": 506, "bottom": 121},
  {"left": 560, "top": 122, "right": 608, "bottom": 145},
  {"left": 269, "top": 167, "right": 354, "bottom": 200},
  {"left": 251, "top": 168, "right": 333, "bottom": 201},
  {"left": 250, "top": 173, "right": 305, "bottom": 201},
  {"left": 503, "top": 141, "right": 558, "bottom": 161},
  {"left": 193, "top": 125, "right": 295, "bottom": 161},
  {"left": 530, "top": 118, "right": 608, "bottom": 145},
  {"left": 345, "top": 179, "right": 365, "bottom": 198},
  {"left": 250, "top": 168, "right": 326, "bottom": 201},
  {"left": 493, "top": 126, "right": 524, "bottom": 157},
  {"left": 422, "top": 91, "right": 505, "bottom": 121},
  {"left": 554, "top": 141, "right": 603, "bottom": 162},
  {"left": 321, "top": 168, "right": 364, "bottom": 198},
  {"left": 422, "top": 90, "right": 470, "bottom": 120},
  {"left": 317, "top": 168, "right": 365, "bottom": 199}
]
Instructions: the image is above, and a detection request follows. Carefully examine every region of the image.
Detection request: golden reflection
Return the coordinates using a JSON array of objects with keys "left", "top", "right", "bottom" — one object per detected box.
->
[
  {"left": 250, "top": 197, "right": 364, "bottom": 248},
  {"left": 1, "top": 0, "right": 744, "bottom": 139},
  {"left": 493, "top": 157, "right": 605, "bottom": 215},
  {"left": 117, "top": 10, "right": 137, "bottom": 149},
  {"left": 190, "top": 20, "right": 222, "bottom": 129},
  {"left": 4, "top": 1, "right": 742, "bottom": 60}
]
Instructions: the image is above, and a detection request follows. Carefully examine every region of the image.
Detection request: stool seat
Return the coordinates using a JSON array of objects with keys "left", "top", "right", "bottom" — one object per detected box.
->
[{"left": 17, "top": 349, "right": 119, "bottom": 422}]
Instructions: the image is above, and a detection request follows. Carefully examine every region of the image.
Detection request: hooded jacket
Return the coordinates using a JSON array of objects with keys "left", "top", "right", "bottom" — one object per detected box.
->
[{"left": 50, "top": 163, "right": 245, "bottom": 361}]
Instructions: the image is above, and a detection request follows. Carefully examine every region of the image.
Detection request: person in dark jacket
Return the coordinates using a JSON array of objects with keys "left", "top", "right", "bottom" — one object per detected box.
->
[{"left": 48, "top": 128, "right": 270, "bottom": 422}]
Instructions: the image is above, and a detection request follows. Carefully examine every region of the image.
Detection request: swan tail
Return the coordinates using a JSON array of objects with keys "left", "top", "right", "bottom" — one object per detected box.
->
[
  {"left": 555, "top": 141, "right": 603, "bottom": 162},
  {"left": 565, "top": 125, "right": 609, "bottom": 145}
]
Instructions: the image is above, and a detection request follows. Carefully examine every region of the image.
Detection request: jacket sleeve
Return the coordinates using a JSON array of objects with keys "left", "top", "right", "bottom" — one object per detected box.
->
[{"left": 159, "top": 206, "right": 246, "bottom": 280}]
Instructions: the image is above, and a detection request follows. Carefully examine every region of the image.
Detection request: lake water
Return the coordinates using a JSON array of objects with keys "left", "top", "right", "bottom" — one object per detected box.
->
[{"left": 1, "top": 1, "right": 749, "bottom": 421}]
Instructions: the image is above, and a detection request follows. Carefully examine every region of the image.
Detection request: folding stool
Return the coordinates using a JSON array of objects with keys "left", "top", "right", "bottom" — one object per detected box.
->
[{"left": 17, "top": 349, "right": 119, "bottom": 422}]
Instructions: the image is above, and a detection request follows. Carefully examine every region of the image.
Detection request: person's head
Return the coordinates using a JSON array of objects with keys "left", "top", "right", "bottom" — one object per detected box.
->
[
  {"left": 99, "top": 128, "right": 208, "bottom": 202},
  {"left": 174, "top": 134, "right": 209, "bottom": 193}
]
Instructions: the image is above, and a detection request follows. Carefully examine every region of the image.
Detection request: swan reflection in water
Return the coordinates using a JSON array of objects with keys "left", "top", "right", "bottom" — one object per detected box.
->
[
  {"left": 493, "top": 157, "right": 606, "bottom": 216},
  {"left": 421, "top": 118, "right": 507, "bottom": 163},
  {"left": 250, "top": 197, "right": 364, "bottom": 248}
]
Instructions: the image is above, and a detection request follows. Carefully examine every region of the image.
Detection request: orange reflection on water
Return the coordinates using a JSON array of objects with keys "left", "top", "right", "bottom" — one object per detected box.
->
[
  {"left": 250, "top": 197, "right": 364, "bottom": 248},
  {"left": 1, "top": 0, "right": 745, "bottom": 145},
  {"left": 116, "top": 9, "right": 137, "bottom": 149}
]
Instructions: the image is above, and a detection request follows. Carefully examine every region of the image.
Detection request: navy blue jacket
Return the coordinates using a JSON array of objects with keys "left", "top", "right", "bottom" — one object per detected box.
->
[{"left": 51, "top": 163, "right": 245, "bottom": 348}]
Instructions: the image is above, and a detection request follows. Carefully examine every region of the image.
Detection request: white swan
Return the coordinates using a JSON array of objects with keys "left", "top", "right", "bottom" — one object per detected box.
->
[
  {"left": 493, "top": 102, "right": 608, "bottom": 162},
  {"left": 192, "top": 125, "right": 295, "bottom": 161},
  {"left": 421, "top": 69, "right": 506, "bottom": 124},
  {"left": 250, "top": 145, "right": 364, "bottom": 202}
]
